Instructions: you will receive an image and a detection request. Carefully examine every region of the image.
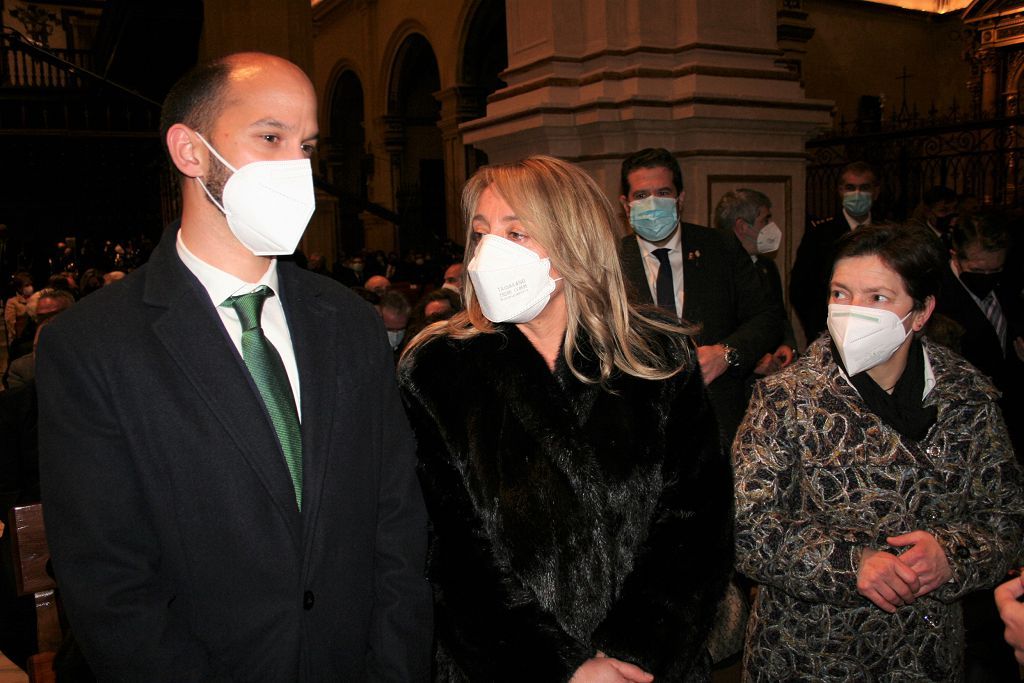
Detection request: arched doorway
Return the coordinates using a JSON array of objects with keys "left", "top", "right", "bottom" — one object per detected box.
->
[
  {"left": 326, "top": 69, "right": 366, "bottom": 256},
  {"left": 387, "top": 33, "right": 443, "bottom": 255}
]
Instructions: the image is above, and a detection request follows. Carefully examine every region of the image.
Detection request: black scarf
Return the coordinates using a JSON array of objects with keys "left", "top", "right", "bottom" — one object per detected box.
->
[{"left": 831, "top": 337, "right": 938, "bottom": 441}]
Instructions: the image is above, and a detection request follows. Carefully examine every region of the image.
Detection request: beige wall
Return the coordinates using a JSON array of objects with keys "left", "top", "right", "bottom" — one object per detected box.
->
[{"left": 801, "top": 0, "right": 970, "bottom": 125}]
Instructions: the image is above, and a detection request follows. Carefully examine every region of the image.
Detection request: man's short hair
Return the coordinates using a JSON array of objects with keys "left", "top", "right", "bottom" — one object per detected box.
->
[
  {"left": 380, "top": 290, "right": 411, "bottom": 317},
  {"left": 950, "top": 209, "right": 1011, "bottom": 254},
  {"left": 922, "top": 185, "right": 957, "bottom": 208},
  {"left": 714, "top": 189, "right": 771, "bottom": 231},
  {"left": 620, "top": 148, "right": 684, "bottom": 197},
  {"left": 838, "top": 161, "right": 877, "bottom": 185},
  {"left": 159, "top": 56, "right": 234, "bottom": 157},
  {"left": 36, "top": 289, "right": 75, "bottom": 320}
]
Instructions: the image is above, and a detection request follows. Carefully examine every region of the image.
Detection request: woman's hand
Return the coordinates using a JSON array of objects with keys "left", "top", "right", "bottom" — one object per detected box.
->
[
  {"left": 857, "top": 548, "right": 920, "bottom": 613},
  {"left": 994, "top": 574, "right": 1024, "bottom": 664},
  {"left": 570, "top": 652, "right": 654, "bottom": 683},
  {"left": 887, "top": 531, "right": 952, "bottom": 597}
]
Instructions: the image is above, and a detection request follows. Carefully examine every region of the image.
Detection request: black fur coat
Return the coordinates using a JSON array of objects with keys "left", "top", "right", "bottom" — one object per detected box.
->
[{"left": 398, "top": 324, "right": 733, "bottom": 682}]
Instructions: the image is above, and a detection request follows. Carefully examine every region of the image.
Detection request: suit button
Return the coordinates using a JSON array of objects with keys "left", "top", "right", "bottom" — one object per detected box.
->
[{"left": 303, "top": 591, "right": 315, "bottom": 610}]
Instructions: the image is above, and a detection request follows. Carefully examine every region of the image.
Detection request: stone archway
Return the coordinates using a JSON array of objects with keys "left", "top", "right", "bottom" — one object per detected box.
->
[
  {"left": 386, "top": 33, "right": 443, "bottom": 255},
  {"left": 326, "top": 69, "right": 366, "bottom": 256},
  {"left": 432, "top": 0, "right": 508, "bottom": 243}
]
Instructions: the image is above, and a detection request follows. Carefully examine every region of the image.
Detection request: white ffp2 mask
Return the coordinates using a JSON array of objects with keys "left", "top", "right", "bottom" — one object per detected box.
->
[
  {"left": 828, "top": 303, "right": 913, "bottom": 375},
  {"left": 756, "top": 221, "right": 782, "bottom": 254},
  {"left": 194, "top": 133, "right": 315, "bottom": 256},
  {"left": 468, "top": 234, "right": 558, "bottom": 324}
]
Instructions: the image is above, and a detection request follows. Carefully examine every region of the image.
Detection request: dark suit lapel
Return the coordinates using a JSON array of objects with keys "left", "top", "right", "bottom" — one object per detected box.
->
[
  {"left": 144, "top": 233, "right": 302, "bottom": 542},
  {"left": 619, "top": 235, "right": 654, "bottom": 306},
  {"left": 276, "top": 266, "right": 348, "bottom": 549},
  {"left": 680, "top": 224, "right": 710, "bottom": 344}
]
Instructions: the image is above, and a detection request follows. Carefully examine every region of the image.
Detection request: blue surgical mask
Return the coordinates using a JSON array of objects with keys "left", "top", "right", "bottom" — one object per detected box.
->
[
  {"left": 842, "top": 191, "right": 873, "bottom": 218},
  {"left": 629, "top": 196, "right": 679, "bottom": 242}
]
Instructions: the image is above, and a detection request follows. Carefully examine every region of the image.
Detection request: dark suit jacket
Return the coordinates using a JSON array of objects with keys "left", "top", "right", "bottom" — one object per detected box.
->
[
  {"left": 753, "top": 255, "right": 797, "bottom": 352},
  {"left": 933, "top": 267, "right": 1016, "bottom": 381},
  {"left": 619, "top": 225, "right": 782, "bottom": 444},
  {"left": 36, "top": 228, "right": 432, "bottom": 682},
  {"left": 789, "top": 215, "right": 850, "bottom": 344}
]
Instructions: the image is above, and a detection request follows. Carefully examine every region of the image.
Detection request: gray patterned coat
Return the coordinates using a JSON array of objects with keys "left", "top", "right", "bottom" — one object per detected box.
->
[{"left": 733, "top": 337, "right": 1024, "bottom": 682}]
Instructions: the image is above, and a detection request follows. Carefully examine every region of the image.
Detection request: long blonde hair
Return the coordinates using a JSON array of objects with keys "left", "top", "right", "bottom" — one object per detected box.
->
[{"left": 403, "top": 155, "right": 696, "bottom": 384}]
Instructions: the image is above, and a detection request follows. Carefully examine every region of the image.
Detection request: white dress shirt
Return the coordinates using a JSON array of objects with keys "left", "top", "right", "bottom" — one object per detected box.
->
[
  {"left": 176, "top": 232, "right": 302, "bottom": 416},
  {"left": 636, "top": 227, "right": 685, "bottom": 319},
  {"left": 842, "top": 209, "right": 871, "bottom": 231}
]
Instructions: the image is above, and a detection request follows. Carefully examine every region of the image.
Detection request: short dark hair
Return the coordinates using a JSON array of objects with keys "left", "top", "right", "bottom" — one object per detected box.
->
[
  {"left": 159, "top": 56, "right": 234, "bottom": 159},
  {"left": 922, "top": 185, "right": 956, "bottom": 208},
  {"left": 620, "top": 148, "right": 684, "bottom": 197},
  {"left": 838, "top": 161, "right": 877, "bottom": 185},
  {"left": 831, "top": 223, "right": 944, "bottom": 310},
  {"left": 950, "top": 209, "right": 1011, "bottom": 254},
  {"left": 11, "top": 271, "right": 32, "bottom": 291},
  {"left": 714, "top": 189, "right": 770, "bottom": 231},
  {"left": 380, "top": 290, "right": 411, "bottom": 316}
]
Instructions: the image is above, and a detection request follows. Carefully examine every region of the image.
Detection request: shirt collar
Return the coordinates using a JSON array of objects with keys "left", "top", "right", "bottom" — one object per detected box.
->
[
  {"left": 176, "top": 230, "right": 278, "bottom": 305},
  {"left": 835, "top": 340, "right": 936, "bottom": 400},
  {"left": 636, "top": 224, "right": 683, "bottom": 258},
  {"left": 842, "top": 209, "right": 871, "bottom": 230}
]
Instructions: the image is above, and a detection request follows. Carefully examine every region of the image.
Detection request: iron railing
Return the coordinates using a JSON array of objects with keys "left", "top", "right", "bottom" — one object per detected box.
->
[{"left": 807, "top": 103, "right": 1023, "bottom": 220}]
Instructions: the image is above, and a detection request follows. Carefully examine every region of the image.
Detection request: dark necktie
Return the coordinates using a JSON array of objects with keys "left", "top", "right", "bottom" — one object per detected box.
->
[
  {"left": 980, "top": 291, "right": 1008, "bottom": 355},
  {"left": 223, "top": 286, "right": 303, "bottom": 509},
  {"left": 652, "top": 248, "right": 676, "bottom": 314}
]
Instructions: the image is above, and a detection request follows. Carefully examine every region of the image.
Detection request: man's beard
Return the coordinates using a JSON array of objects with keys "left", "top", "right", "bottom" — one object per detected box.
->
[{"left": 202, "top": 156, "right": 230, "bottom": 208}]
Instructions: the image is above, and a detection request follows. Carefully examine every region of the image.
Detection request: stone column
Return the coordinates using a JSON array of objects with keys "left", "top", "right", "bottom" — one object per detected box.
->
[
  {"left": 980, "top": 49, "right": 1000, "bottom": 116},
  {"left": 461, "top": 0, "right": 831, "bottom": 345},
  {"left": 436, "top": 85, "right": 488, "bottom": 243}
]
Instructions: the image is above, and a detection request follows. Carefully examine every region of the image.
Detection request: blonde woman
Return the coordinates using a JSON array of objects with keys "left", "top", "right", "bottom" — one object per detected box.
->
[{"left": 399, "top": 156, "right": 733, "bottom": 682}]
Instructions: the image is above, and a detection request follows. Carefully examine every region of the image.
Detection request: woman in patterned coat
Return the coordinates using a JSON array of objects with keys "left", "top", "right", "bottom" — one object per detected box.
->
[{"left": 734, "top": 224, "right": 1024, "bottom": 681}]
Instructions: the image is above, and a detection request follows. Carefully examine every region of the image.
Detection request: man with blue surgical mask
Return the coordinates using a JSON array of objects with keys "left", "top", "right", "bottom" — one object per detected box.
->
[
  {"left": 617, "top": 148, "right": 781, "bottom": 447},
  {"left": 790, "top": 161, "right": 881, "bottom": 344},
  {"left": 35, "top": 52, "right": 431, "bottom": 681}
]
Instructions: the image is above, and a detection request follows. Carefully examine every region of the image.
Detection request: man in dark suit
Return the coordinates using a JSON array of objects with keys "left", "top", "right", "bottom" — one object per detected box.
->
[
  {"left": 714, "top": 189, "right": 797, "bottom": 378},
  {"left": 36, "top": 52, "right": 432, "bottom": 681},
  {"left": 933, "top": 210, "right": 1023, "bottom": 455},
  {"left": 789, "top": 161, "right": 880, "bottom": 343},
  {"left": 617, "top": 148, "right": 781, "bottom": 445}
]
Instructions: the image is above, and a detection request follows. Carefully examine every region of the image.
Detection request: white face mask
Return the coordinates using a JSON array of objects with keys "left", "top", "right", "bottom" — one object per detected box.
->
[
  {"left": 756, "top": 221, "right": 782, "bottom": 254},
  {"left": 468, "top": 234, "right": 558, "bottom": 324},
  {"left": 827, "top": 303, "right": 913, "bottom": 375},
  {"left": 194, "top": 133, "right": 315, "bottom": 256}
]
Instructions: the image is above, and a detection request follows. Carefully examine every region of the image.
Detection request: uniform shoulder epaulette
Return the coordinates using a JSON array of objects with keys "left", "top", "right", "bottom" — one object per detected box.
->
[{"left": 810, "top": 216, "right": 834, "bottom": 228}]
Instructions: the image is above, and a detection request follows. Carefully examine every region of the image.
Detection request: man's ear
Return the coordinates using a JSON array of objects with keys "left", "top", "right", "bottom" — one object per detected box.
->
[
  {"left": 166, "top": 124, "right": 205, "bottom": 178},
  {"left": 676, "top": 191, "right": 686, "bottom": 212},
  {"left": 619, "top": 194, "right": 630, "bottom": 215}
]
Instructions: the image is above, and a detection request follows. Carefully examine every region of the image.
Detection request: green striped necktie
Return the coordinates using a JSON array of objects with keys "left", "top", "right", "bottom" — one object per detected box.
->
[{"left": 222, "top": 286, "right": 303, "bottom": 509}]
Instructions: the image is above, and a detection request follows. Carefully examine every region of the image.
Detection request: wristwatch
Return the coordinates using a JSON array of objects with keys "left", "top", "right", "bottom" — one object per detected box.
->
[{"left": 722, "top": 344, "right": 741, "bottom": 368}]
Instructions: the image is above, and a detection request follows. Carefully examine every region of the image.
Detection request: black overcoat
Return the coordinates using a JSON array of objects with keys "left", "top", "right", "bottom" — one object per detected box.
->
[
  {"left": 399, "top": 325, "right": 733, "bottom": 682},
  {"left": 36, "top": 227, "right": 433, "bottom": 681}
]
